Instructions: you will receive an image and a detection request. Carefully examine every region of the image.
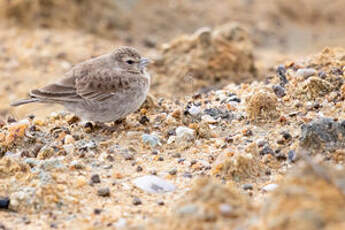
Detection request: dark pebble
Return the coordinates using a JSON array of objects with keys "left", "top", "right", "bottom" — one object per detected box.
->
[
  {"left": 97, "top": 188, "right": 110, "bottom": 197},
  {"left": 272, "top": 85, "right": 286, "bottom": 98},
  {"left": 90, "top": 174, "right": 101, "bottom": 184},
  {"left": 183, "top": 172, "right": 193, "bottom": 178},
  {"left": 157, "top": 200, "right": 165, "bottom": 206},
  {"left": 288, "top": 150, "right": 296, "bottom": 162},
  {"left": 242, "top": 184, "right": 253, "bottom": 190},
  {"left": 177, "top": 158, "right": 185, "bottom": 163},
  {"left": 260, "top": 146, "right": 274, "bottom": 155},
  {"left": 282, "top": 131, "right": 292, "bottom": 140},
  {"left": 136, "top": 166, "right": 143, "bottom": 172},
  {"left": 169, "top": 168, "right": 177, "bottom": 175},
  {"left": 132, "top": 197, "right": 142, "bottom": 206},
  {"left": 190, "top": 160, "right": 197, "bottom": 165},
  {"left": 0, "top": 197, "right": 10, "bottom": 209},
  {"left": 94, "top": 208, "right": 102, "bottom": 215},
  {"left": 151, "top": 150, "right": 158, "bottom": 155},
  {"left": 150, "top": 170, "right": 157, "bottom": 175},
  {"left": 157, "top": 156, "right": 164, "bottom": 161},
  {"left": 139, "top": 116, "right": 150, "bottom": 125},
  {"left": 276, "top": 64, "right": 288, "bottom": 85}
]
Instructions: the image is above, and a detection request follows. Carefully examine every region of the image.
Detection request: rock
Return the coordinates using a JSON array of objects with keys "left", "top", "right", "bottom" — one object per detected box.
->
[
  {"left": 64, "top": 135, "right": 75, "bottom": 144},
  {"left": 97, "top": 188, "right": 110, "bottom": 197},
  {"left": 272, "top": 84, "right": 286, "bottom": 98},
  {"left": 242, "top": 184, "right": 253, "bottom": 190},
  {"left": 132, "top": 197, "right": 142, "bottom": 206},
  {"left": 188, "top": 106, "right": 201, "bottom": 116},
  {"left": 0, "top": 197, "right": 10, "bottom": 209},
  {"left": 132, "top": 175, "right": 176, "bottom": 193},
  {"left": 300, "top": 118, "right": 345, "bottom": 151},
  {"left": 296, "top": 68, "right": 317, "bottom": 78},
  {"left": 90, "top": 174, "right": 101, "bottom": 184},
  {"left": 288, "top": 150, "right": 297, "bottom": 162},
  {"left": 169, "top": 168, "right": 177, "bottom": 175},
  {"left": 219, "top": 204, "right": 233, "bottom": 217},
  {"left": 276, "top": 64, "right": 288, "bottom": 85},
  {"left": 176, "top": 126, "right": 195, "bottom": 143},
  {"left": 262, "top": 183, "right": 279, "bottom": 192},
  {"left": 177, "top": 204, "right": 198, "bottom": 216},
  {"left": 142, "top": 134, "right": 161, "bottom": 147}
]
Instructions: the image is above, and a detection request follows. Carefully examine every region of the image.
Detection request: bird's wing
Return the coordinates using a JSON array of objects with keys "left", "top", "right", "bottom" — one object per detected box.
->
[
  {"left": 75, "top": 68, "right": 135, "bottom": 102},
  {"left": 30, "top": 74, "right": 82, "bottom": 102}
]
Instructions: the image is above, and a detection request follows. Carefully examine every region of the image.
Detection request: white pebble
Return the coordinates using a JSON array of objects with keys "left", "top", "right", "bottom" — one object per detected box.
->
[
  {"left": 133, "top": 175, "right": 176, "bottom": 193},
  {"left": 262, "top": 183, "right": 279, "bottom": 192},
  {"left": 296, "top": 68, "right": 317, "bottom": 78}
]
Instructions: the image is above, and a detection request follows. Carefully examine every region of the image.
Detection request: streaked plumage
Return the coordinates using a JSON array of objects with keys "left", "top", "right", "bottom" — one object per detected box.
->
[{"left": 11, "top": 47, "right": 151, "bottom": 122}]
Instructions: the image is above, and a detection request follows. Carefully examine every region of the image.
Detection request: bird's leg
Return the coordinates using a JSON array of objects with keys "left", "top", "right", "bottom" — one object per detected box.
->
[{"left": 94, "top": 118, "right": 126, "bottom": 134}]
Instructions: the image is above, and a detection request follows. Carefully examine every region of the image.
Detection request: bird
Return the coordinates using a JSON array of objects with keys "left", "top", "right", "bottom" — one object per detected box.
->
[{"left": 11, "top": 47, "right": 151, "bottom": 126}]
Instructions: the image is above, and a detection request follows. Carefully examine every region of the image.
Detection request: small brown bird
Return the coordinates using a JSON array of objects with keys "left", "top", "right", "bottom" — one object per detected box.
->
[{"left": 11, "top": 47, "right": 151, "bottom": 123}]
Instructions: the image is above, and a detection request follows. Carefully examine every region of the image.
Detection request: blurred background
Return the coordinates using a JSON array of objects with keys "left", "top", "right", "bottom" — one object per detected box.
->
[{"left": 1, "top": 0, "right": 344, "bottom": 119}]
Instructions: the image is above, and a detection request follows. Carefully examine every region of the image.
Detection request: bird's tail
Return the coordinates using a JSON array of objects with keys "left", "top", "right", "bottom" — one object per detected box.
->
[{"left": 10, "top": 98, "right": 40, "bottom": 107}]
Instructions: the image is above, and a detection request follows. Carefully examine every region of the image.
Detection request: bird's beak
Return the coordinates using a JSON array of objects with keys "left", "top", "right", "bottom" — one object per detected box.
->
[{"left": 139, "top": 58, "right": 151, "bottom": 68}]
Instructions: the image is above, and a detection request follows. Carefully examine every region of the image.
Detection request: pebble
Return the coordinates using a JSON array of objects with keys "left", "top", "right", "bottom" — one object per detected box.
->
[
  {"left": 142, "top": 134, "right": 161, "bottom": 147},
  {"left": 219, "top": 204, "right": 233, "bottom": 217},
  {"left": 0, "top": 197, "right": 10, "bottom": 209},
  {"left": 176, "top": 126, "right": 195, "bottom": 142},
  {"left": 64, "top": 135, "right": 75, "bottom": 144},
  {"left": 296, "top": 68, "right": 317, "bottom": 78},
  {"left": 132, "top": 175, "right": 176, "bottom": 193},
  {"left": 97, "top": 188, "right": 110, "bottom": 197},
  {"left": 188, "top": 105, "right": 201, "bottom": 116},
  {"left": 262, "top": 183, "right": 279, "bottom": 192},
  {"left": 276, "top": 64, "right": 288, "bottom": 85},
  {"left": 157, "top": 200, "right": 165, "bottom": 206},
  {"left": 272, "top": 85, "right": 286, "bottom": 98},
  {"left": 169, "top": 168, "right": 177, "bottom": 175},
  {"left": 177, "top": 204, "right": 198, "bottom": 216},
  {"left": 132, "top": 197, "right": 142, "bottom": 206},
  {"left": 242, "top": 184, "right": 253, "bottom": 190},
  {"left": 114, "top": 218, "right": 127, "bottom": 229},
  {"left": 288, "top": 150, "right": 297, "bottom": 162},
  {"left": 260, "top": 146, "right": 274, "bottom": 155},
  {"left": 90, "top": 174, "right": 101, "bottom": 184}
]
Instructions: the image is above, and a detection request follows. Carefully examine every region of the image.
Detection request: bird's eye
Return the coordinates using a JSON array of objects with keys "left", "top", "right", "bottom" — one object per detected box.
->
[{"left": 126, "top": 60, "right": 134, "bottom": 65}]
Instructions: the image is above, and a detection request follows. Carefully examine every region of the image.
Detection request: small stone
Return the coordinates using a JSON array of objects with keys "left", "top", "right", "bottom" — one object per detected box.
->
[
  {"left": 277, "top": 64, "right": 288, "bottom": 85},
  {"left": 91, "top": 174, "right": 101, "bottom": 184},
  {"left": 133, "top": 175, "right": 176, "bottom": 193},
  {"left": 132, "top": 197, "right": 142, "bottom": 206},
  {"left": 188, "top": 106, "right": 201, "bottom": 116},
  {"left": 296, "top": 68, "right": 317, "bottom": 78},
  {"left": 94, "top": 208, "right": 102, "bottom": 215},
  {"left": 176, "top": 126, "right": 195, "bottom": 143},
  {"left": 177, "top": 204, "right": 198, "bottom": 216},
  {"left": 183, "top": 172, "right": 193, "bottom": 178},
  {"left": 219, "top": 204, "right": 233, "bottom": 217},
  {"left": 172, "top": 153, "right": 181, "bottom": 158},
  {"left": 0, "top": 197, "right": 10, "bottom": 209},
  {"left": 169, "top": 168, "right": 177, "bottom": 175},
  {"left": 288, "top": 150, "right": 297, "bottom": 162},
  {"left": 262, "top": 183, "right": 279, "bottom": 192},
  {"left": 97, "top": 188, "right": 110, "bottom": 197},
  {"left": 142, "top": 134, "right": 161, "bottom": 147},
  {"left": 70, "top": 160, "right": 84, "bottom": 169},
  {"left": 136, "top": 166, "right": 143, "bottom": 172},
  {"left": 122, "top": 152, "right": 134, "bottom": 161},
  {"left": 260, "top": 146, "right": 274, "bottom": 155},
  {"left": 157, "top": 156, "right": 164, "bottom": 161},
  {"left": 139, "top": 116, "right": 150, "bottom": 125},
  {"left": 157, "top": 200, "right": 165, "bottom": 206},
  {"left": 272, "top": 85, "right": 286, "bottom": 98},
  {"left": 242, "top": 184, "right": 253, "bottom": 190}
]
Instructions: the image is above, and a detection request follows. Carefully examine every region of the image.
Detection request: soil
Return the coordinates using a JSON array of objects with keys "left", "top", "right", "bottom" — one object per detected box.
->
[{"left": 0, "top": 0, "right": 345, "bottom": 229}]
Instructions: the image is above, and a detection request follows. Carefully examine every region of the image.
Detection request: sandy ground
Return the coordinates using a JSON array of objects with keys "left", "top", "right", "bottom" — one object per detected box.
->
[{"left": 0, "top": 0, "right": 345, "bottom": 229}]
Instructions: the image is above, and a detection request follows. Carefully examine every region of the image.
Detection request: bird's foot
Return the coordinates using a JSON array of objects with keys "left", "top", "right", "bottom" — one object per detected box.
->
[{"left": 95, "top": 119, "right": 126, "bottom": 134}]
